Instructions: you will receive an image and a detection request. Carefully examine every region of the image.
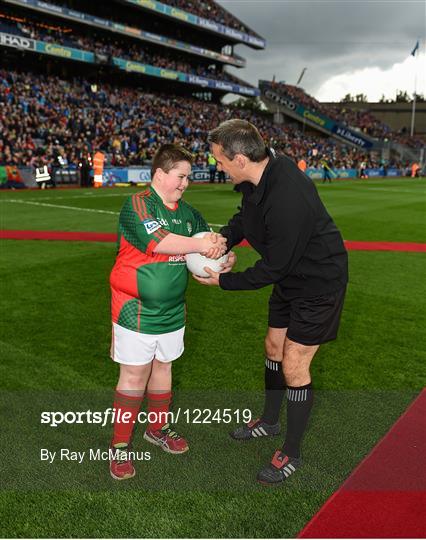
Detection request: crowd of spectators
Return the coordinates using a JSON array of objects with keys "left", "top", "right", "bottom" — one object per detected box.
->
[
  {"left": 267, "top": 81, "right": 424, "bottom": 148},
  {"left": 159, "top": 0, "right": 258, "bottom": 37},
  {"left": 279, "top": 83, "right": 389, "bottom": 136},
  {"left": 1, "top": 69, "right": 399, "bottom": 173},
  {"left": 0, "top": 19, "right": 252, "bottom": 87},
  {"left": 45, "top": 0, "right": 259, "bottom": 38}
]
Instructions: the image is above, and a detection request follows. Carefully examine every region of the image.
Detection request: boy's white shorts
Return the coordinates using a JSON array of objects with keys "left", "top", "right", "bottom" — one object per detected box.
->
[{"left": 111, "top": 323, "right": 185, "bottom": 366}]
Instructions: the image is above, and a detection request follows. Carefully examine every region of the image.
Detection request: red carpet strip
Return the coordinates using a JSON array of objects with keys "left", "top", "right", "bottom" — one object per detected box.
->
[
  {"left": 343, "top": 240, "right": 426, "bottom": 252},
  {"left": 298, "top": 389, "right": 426, "bottom": 538},
  {"left": 0, "top": 230, "right": 116, "bottom": 242},
  {"left": 1, "top": 230, "right": 426, "bottom": 252}
]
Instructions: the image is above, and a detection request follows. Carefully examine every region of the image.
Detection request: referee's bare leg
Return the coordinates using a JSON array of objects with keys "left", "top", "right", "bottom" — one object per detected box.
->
[{"left": 265, "top": 327, "right": 287, "bottom": 360}]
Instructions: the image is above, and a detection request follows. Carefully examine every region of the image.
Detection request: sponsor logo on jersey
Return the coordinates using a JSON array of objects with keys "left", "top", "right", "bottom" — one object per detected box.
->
[
  {"left": 156, "top": 217, "right": 169, "bottom": 227},
  {"left": 186, "top": 221, "right": 193, "bottom": 234},
  {"left": 168, "top": 255, "right": 186, "bottom": 263},
  {"left": 143, "top": 219, "right": 161, "bottom": 234}
]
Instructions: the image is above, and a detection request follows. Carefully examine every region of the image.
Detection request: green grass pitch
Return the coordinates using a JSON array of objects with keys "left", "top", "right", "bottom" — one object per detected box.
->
[{"left": 0, "top": 178, "right": 425, "bottom": 537}]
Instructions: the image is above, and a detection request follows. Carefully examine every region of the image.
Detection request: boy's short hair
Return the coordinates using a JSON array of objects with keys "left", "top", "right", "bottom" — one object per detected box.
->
[
  {"left": 208, "top": 119, "right": 267, "bottom": 162},
  {"left": 151, "top": 144, "right": 193, "bottom": 178}
]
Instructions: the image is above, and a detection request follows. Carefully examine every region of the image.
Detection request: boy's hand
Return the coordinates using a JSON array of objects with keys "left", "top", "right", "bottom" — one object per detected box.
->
[{"left": 201, "top": 232, "right": 227, "bottom": 259}]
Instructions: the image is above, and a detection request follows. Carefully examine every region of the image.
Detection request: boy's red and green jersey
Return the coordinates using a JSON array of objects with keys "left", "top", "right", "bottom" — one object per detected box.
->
[{"left": 110, "top": 186, "right": 209, "bottom": 334}]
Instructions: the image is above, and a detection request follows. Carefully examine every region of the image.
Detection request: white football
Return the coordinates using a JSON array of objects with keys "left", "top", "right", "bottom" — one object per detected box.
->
[{"left": 186, "top": 232, "right": 228, "bottom": 277}]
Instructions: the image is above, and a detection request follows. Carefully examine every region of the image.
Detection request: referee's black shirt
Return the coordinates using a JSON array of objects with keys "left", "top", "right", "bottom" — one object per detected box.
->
[{"left": 218, "top": 153, "right": 348, "bottom": 298}]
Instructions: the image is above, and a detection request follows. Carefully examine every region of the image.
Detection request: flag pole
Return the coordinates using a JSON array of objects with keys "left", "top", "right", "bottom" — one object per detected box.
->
[
  {"left": 410, "top": 65, "right": 417, "bottom": 137},
  {"left": 410, "top": 40, "right": 419, "bottom": 137}
]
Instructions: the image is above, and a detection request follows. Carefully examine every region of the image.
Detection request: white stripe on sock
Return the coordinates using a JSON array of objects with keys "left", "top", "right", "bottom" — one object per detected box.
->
[
  {"left": 288, "top": 388, "right": 311, "bottom": 401},
  {"left": 266, "top": 358, "right": 280, "bottom": 371}
]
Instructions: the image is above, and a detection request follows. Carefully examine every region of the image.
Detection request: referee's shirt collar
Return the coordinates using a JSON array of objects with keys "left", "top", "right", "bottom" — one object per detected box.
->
[{"left": 249, "top": 147, "right": 275, "bottom": 206}]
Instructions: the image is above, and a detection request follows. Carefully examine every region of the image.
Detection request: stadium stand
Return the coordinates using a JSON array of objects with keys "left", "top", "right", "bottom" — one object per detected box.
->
[
  {"left": 153, "top": 0, "right": 259, "bottom": 37},
  {"left": 264, "top": 81, "right": 424, "bottom": 148},
  {"left": 0, "top": 17, "right": 251, "bottom": 86},
  {"left": 0, "top": 68, "right": 391, "bottom": 172},
  {"left": 36, "top": 0, "right": 262, "bottom": 40},
  {"left": 0, "top": 0, "right": 419, "bottom": 182},
  {"left": 3, "top": 0, "right": 264, "bottom": 50}
]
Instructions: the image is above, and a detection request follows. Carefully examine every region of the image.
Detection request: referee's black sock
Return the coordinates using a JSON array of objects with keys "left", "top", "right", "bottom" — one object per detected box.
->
[
  {"left": 282, "top": 383, "right": 313, "bottom": 459},
  {"left": 261, "top": 357, "right": 286, "bottom": 425}
]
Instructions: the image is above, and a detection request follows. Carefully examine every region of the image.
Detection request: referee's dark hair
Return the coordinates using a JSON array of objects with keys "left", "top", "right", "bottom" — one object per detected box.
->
[
  {"left": 208, "top": 120, "right": 267, "bottom": 162},
  {"left": 151, "top": 144, "right": 193, "bottom": 177}
]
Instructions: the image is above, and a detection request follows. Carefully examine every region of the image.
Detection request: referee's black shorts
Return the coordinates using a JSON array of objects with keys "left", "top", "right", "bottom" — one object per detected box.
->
[{"left": 268, "top": 286, "right": 346, "bottom": 345}]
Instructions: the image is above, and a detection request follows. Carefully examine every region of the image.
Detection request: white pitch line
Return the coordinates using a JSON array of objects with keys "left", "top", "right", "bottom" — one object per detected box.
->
[
  {"left": 2, "top": 199, "right": 119, "bottom": 215},
  {"left": 0, "top": 188, "right": 230, "bottom": 202},
  {"left": 2, "top": 198, "right": 226, "bottom": 227},
  {"left": 1, "top": 193, "right": 132, "bottom": 201}
]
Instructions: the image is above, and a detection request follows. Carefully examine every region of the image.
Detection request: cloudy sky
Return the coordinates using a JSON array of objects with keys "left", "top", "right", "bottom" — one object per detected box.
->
[{"left": 218, "top": 0, "right": 426, "bottom": 102}]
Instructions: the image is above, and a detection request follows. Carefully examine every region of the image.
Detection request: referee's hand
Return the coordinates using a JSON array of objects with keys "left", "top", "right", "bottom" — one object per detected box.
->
[
  {"left": 219, "top": 251, "right": 236, "bottom": 273},
  {"left": 192, "top": 267, "right": 220, "bottom": 286}
]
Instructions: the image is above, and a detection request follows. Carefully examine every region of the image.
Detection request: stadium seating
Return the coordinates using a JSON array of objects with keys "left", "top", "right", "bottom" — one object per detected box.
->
[
  {"left": 0, "top": 2, "right": 413, "bottom": 173},
  {"left": 0, "top": 69, "right": 393, "bottom": 171},
  {"left": 42, "top": 0, "right": 259, "bottom": 38},
  {"left": 268, "top": 81, "right": 424, "bottom": 148},
  {"left": 0, "top": 18, "right": 249, "bottom": 86}
]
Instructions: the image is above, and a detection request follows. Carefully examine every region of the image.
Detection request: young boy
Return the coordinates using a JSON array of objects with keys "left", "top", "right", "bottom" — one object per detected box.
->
[{"left": 109, "top": 144, "right": 226, "bottom": 480}]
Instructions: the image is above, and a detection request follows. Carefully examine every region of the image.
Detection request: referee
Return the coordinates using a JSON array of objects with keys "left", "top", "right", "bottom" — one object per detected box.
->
[{"left": 193, "top": 119, "right": 348, "bottom": 485}]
